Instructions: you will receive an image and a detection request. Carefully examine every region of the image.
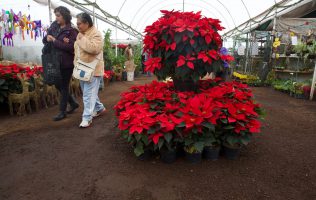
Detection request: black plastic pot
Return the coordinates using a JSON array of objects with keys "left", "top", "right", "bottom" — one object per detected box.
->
[
  {"left": 176, "top": 144, "right": 185, "bottom": 158},
  {"left": 203, "top": 146, "right": 220, "bottom": 161},
  {"left": 223, "top": 143, "right": 241, "bottom": 160},
  {"left": 122, "top": 71, "right": 127, "bottom": 81},
  {"left": 137, "top": 149, "right": 152, "bottom": 161},
  {"left": 185, "top": 151, "right": 202, "bottom": 164},
  {"left": 173, "top": 78, "right": 198, "bottom": 92},
  {"left": 160, "top": 149, "right": 177, "bottom": 164}
]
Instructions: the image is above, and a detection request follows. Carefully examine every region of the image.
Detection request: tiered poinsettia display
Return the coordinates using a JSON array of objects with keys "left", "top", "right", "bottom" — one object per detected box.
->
[
  {"left": 0, "top": 64, "right": 43, "bottom": 79},
  {"left": 114, "top": 79, "right": 264, "bottom": 156},
  {"left": 143, "top": 10, "right": 234, "bottom": 81}
]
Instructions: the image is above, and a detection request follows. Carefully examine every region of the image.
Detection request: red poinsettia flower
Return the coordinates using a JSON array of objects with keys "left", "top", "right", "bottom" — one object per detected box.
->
[
  {"left": 176, "top": 55, "right": 195, "bottom": 69},
  {"left": 144, "top": 57, "right": 162, "bottom": 73},
  {"left": 148, "top": 133, "right": 164, "bottom": 144}
]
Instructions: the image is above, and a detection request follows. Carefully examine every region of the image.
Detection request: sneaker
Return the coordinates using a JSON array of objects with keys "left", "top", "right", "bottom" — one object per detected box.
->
[
  {"left": 92, "top": 108, "right": 107, "bottom": 118},
  {"left": 79, "top": 120, "right": 92, "bottom": 128}
]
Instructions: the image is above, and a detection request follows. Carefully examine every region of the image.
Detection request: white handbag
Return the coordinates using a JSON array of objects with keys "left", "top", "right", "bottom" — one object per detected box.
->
[{"left": 73, "top": 47, "right": 100, "bottom": 82}]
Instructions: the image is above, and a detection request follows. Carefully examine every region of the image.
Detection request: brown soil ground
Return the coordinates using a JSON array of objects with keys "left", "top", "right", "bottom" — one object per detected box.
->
[{"left": 0, "top": 76, "right": 316, "bottom": 200}]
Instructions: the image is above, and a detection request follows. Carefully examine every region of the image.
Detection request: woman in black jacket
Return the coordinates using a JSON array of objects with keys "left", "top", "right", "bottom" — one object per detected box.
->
[{"left": 43, "top": 6, "right": 79, "bottom": 121}]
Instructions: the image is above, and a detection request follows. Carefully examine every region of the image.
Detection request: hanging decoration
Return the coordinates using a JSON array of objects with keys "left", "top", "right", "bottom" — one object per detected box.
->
[{"left": 0, "top": 9, "right": 46, "bottom": 46}]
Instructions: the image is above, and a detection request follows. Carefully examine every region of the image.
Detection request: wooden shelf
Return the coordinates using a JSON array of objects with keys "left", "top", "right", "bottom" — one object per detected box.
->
[
  {"left": 277, "top": 55, "right": 300, "bottom": 58},
  {"left": 273, "top": 69, "right": 314, "bottom": 74}
]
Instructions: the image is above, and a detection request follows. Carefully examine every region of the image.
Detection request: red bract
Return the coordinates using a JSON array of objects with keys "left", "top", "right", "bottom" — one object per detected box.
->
[
  {"left": 0, "top": 64, "right": 43, "bottom": 80},
  {"left": 115, "top": 80, "right": 264, "bottom": 149},
  {"left": 144, "top": 57, "right": 162, "bottom": 73},
  {"left": 143, "top": 10, "right": 233, "bottom": 81},
  {"left": 176, "top": 55, "right": 195, "bottom": 69}
]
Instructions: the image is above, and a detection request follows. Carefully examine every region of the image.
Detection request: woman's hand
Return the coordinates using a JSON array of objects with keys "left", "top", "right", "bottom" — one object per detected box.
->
[
  {"left": 63, "top": 37, "right": 70, "bottom": 43},
  {"left": 47, "top": 35, "right": 56, "bottom": 42}
]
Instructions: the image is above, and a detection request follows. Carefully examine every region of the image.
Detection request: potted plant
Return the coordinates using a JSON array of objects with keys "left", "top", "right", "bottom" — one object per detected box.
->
[
  {"left": 221, "top": 130, "right": 251, "bottom": 160},
  {"left": 305, "top": 40, "right": 316, "bottom": 60},
  {"left": 203, "top": 129, "right": 221, "bottom": 161},
  {"left": 159, "top": 133, "right": 178, "bottom": 164},
  {"left": 183, "top": 132, "right": 204, "bottom": 163},
  {"left": 143, "top": 10, "right": 233, "bottom": 92},
  {"left": 294, "top": 42, "right": 308, "bottom": 57},
  {"left": 120, "top": 130, "right": 153, "bottom": 161}
]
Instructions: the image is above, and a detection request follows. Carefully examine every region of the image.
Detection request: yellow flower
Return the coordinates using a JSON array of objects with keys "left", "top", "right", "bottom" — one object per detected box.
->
[
  {"left": 290, "top": 32, "right": 295, "bottom": 37},
  {"left": 273, "top": 38, "right": 281, "bottom": 48},
  {"left": 276, "top": 53, "right": 280, "bottom": 59}
]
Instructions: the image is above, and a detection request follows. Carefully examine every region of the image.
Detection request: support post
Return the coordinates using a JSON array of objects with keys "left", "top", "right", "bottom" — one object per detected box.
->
[
  {"left": 310, "top": 61, "right": 316, "bottom": 100},
  {"left": 48, "top": 0, "right": 53, "bottom": 24},
  {"left": 93, "top": 0, "right": 96, "bottom": 23}
]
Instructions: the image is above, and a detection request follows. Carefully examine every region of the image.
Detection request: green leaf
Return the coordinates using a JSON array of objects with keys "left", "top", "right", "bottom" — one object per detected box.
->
[
  {"left": 0, "top": 79, "right": 5, "bottom": 85},
  {"left": 241, "top": 135, "right": 251, "bottom": 145},
  {"left": 192, "top": 127, "right": 198, "bottom": 134},
  {"left": 184, "top": 138, "right": 194, "bottom": 146},
  {"left": 164, "top": 133, "right": 173, "bottom": 143},
  {"left": 204, "top": 137, "right": 216, "bottom": 146},
  {"left": 176, "top": 122, "right": 186, "bottom": 128},
  {"left": 227, "top": 136, "right": 238, "bottom": 146},
  {"left": 224, "top": 125, "right": 235, "bottom": 130},
  {"left": 175, "top": 34, "right": 182, "bottom": 44},
  {"left": 134, "top": 142, "right": 144, "bottom": 157},
  {"left": 147, "top": 127, "right": 156, "bottom": 135},
  {"left": 150, "top": 103, "right": 158, "bottom": 109},
  {"left": 141, "top": 135, "right": 149, "bottom": 146},
  {"left": 158, "top": 139, "right": 164, "bottom": 150},
  {"left": 201, "top": 122, "right": 215, "bottom": 132},
  {"left": 135, "top": 134, "right": 142, "bottom": 141},
  {"left": 220, "top": 118, "right": 228, "bottom": 124},
  {"left": 127, "top": 135, "right": 133, "bottom": 143},
  {"left": 193, "top": 142, "right": 204, "bottom": 152}
]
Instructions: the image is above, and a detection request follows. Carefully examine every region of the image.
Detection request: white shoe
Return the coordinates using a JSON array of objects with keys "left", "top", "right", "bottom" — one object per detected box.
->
[
  {"left": 79, "top": 120, "right": 92, "bottom": 128},
  {"left": 92, "top": 108, "right": 107, "bottom": 118}
]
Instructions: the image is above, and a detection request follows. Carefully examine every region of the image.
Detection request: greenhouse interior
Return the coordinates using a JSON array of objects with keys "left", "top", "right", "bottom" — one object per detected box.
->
[{"left": 0, "top": 0, "right": 315, "bottom": 199}]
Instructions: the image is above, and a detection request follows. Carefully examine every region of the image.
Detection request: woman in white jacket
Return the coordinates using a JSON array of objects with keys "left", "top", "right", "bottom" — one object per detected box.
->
[{"left": 74, "top": 13, "right": 106, "bottom": 128}]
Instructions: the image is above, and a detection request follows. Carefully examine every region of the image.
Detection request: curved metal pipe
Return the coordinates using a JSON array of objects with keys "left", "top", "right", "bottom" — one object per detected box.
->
[
  {"left": 135, "top": 2, "right": 223, "bottom": 32},
  {"left": 134, "top": 2, "right": 232, "bottom": 32},
  {"left": 134, "top": 0, "right": 232, "bottom": 31},
  {"left": 117, "top": 0, "right": 237, "bottom": 31}
]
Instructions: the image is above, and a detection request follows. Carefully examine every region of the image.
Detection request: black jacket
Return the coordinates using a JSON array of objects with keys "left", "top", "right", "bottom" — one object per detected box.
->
[{"left": 42, "top": 21, "right": 78, "bottom": 69}]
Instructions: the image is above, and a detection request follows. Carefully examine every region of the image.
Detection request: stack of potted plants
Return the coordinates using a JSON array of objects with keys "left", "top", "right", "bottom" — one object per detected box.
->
[
  {"left": 115, "top": 79, "right": 264, "bottom": 163},
  {"left": 115, "top": 10, "right": 264, "bottom": 163}
]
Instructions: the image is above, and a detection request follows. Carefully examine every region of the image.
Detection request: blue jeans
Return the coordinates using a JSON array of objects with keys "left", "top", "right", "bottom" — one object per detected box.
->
[{"left": 80, "top": 76, "right": 105, "bottom": 121}]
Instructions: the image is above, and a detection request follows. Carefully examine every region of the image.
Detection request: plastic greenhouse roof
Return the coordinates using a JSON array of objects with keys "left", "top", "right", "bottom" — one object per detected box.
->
[
  {"left": 58, "top": 0, "right": 285, "bottom": 36},
  {"left": 1, "top": 0, "right": 310, "bottom": 39}
]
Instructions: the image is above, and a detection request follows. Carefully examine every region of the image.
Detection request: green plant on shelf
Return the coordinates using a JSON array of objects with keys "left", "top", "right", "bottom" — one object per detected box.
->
[
  {"left": 293, "top": 42, "right": 308, "bottom": 57},
  {"left": 274, "top": 66, "right": 285, "bottom": 70},
  {"left": 305, "top": 40, "right": 316, "bottom": 60}
]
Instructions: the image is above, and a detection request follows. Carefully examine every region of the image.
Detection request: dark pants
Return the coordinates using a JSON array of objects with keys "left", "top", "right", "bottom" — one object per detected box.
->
[{"left": 55, "top": 68, "right": 77, "bottom": 112}]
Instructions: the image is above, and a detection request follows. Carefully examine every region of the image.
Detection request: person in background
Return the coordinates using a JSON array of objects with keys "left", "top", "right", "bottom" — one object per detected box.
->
[
  {"left": 43, "top": 6, "right": 79, "bottom": 121},
  {"left": 74, "top": 12, "right": 106, "bottom": 128},
  {"left": 124, "top": 44, "right": 133, "bottom": 60}
]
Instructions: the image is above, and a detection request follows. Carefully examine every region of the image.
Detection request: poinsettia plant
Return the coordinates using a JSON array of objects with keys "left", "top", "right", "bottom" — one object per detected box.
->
[
  {"left": 0, "top": 64, "right": 43, "bottom": 103},
  {"left": 114, "top": 79, "right": 264, "bottom": 157},
  {"left": 143, "top": 10, "right": 234, "bottom": 82}
]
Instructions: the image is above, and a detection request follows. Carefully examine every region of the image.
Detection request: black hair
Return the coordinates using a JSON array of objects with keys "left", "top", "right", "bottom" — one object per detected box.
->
[
  {"left": 76, "top": 12, "right": 93, "bottom": 27},
  {"left": 54, "top": 6, "right": 72, "bottom": 24}
]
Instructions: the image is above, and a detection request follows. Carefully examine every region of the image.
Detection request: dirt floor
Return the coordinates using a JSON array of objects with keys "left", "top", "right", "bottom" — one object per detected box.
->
[{"left": 0, "top": 76, "right": 316, "bottom": 200}]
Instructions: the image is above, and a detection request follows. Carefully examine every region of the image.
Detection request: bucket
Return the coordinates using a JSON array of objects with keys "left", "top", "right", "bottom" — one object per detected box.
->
[{"left": 127, "top": 71, "right": 134, "bottom": 81}]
